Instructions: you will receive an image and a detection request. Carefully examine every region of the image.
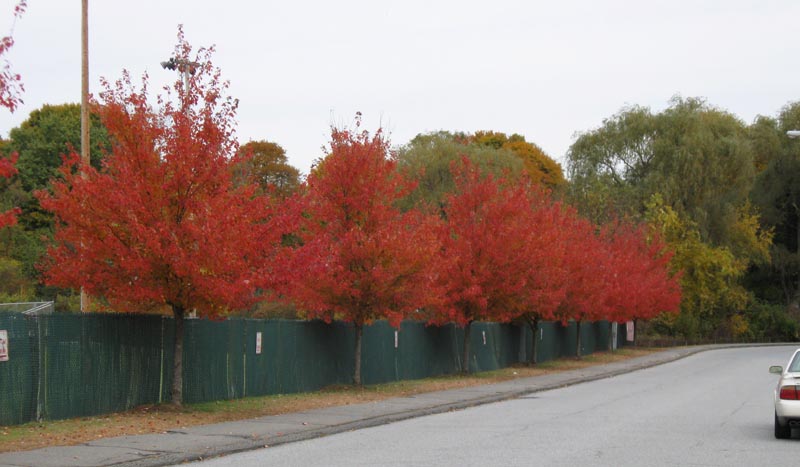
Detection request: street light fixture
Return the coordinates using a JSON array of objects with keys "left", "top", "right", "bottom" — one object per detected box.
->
[{"left": 160, "top": 57, "right": 200, "bottom": 93}]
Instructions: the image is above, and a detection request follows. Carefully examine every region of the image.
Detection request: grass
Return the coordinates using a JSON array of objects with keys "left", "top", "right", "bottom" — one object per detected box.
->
[{"left": 0, "top": 347, "right": 656, "bottom": 453}]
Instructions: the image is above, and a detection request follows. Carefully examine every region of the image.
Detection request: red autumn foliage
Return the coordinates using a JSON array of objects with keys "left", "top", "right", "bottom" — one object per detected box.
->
[
  {"left": 37, "top": 32, "right": 285, "bottom": 405},
  {"left": 0, "top": 0, "right": 25, "bottom": 113},
  {"left": 0, "top": 1, "right": 26, "bottom": 228},
  {"left": 515, "top": 201, "right": 580, "bottom": 363},
  {"left": 554, "top": 213, "right": 606, "bottom": 323},
  {"left": 432, "top": 159, "right": 569, "bottom": 371},
  {"left": 532, "top": 207, "right": 610, "bottom": 358},
  {"left": 552, "top": 216, "right": 682, "bottom": 357},
  {"left": 281, "top": 120, "right": 442, "bottom": 385},
  {"left": 601, "top": 221, "right": 682, "bottom": 324},
  {"left": 0, "top": 152, "right": 20, "bottom": 228}
]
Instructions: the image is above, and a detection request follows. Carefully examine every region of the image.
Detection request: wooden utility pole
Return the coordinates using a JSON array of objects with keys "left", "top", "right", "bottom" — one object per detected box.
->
[{"left": 80, "top": 0, "right": 90, "bottom": 312}]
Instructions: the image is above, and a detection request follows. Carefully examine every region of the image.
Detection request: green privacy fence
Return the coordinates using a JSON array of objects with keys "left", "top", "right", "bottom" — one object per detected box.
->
[
  {"left": 0, "top": 313, "right": 626, "bottom": 426},
  {"left": 0, "top": 313, "right": 173, "bottom": 425}
]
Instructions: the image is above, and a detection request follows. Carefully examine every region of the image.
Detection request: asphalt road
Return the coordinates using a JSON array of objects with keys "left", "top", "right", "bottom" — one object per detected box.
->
[{"left": 186, "top": 345, "right": 800, "bottom": 467}]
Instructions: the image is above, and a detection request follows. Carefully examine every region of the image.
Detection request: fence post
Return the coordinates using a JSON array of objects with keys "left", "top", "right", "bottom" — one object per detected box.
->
[
  {"left": 34, "top": 315, "right": 45, "bottom": 421},
  {"left": 158, "top": 317, "right": 165, "bottom": 404}
]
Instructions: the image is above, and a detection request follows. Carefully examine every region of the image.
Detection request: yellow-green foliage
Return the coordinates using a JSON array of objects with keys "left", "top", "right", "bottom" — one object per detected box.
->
[
  {"left": 646, "top": 195, "right": 749, "bottom": 329},
  {"left": 0, "top": 256, "right": 35, "bottom": 302},
  {"left": 728, "top": 201, "right": 773, "bottom": 266}
]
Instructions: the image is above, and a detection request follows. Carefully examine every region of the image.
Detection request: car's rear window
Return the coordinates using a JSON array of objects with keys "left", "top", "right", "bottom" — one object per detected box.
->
[{"left": 789, "top": 352, "right": 800, "bottom": 372}]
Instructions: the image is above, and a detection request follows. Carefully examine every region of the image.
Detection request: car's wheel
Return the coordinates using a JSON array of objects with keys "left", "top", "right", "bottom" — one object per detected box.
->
[{"left": 775, "top": 412, "right": 791, "bottom": 439}]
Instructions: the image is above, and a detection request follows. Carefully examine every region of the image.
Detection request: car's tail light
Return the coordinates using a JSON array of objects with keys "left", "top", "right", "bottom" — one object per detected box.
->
[{"left": 780, "top": 385, "right": 799, "bottom": 400}]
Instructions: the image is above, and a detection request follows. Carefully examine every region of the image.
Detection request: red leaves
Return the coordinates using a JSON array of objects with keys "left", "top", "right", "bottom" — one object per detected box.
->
[
  {"left": 0, "top": 147, "right": 19, "bottom": 230},
  {"left": 280, "top": 125, "right": 441, "bottom": 329},
  {"left": 283, "top": 143, "right": 681, "bottom": 331},
  {"left": 427, "top": 158, "right": 681, "bottom": 329},
  {"left": 432, "top": 160, "right": 570, "bottom": 326},
  {"left": 0, "top": 0, "right": 26, "bottom": 113},
  {"left": 0, "top": 1, "right": 25, "bottom": 227},
  {"left": 0, "top": 151, "right": 17, "bottom": 179},
  {"left": 600, "top": 222, "right": 681, "bottom": 322},
  {"left": 0, "top": 205, "right": 20, "bottom": 229},
  {"left": 435, "top": 161, "right": 532, "bottom": 324},
  {"left": 37, "top": 36, "right": 285, "bottom": 318}
]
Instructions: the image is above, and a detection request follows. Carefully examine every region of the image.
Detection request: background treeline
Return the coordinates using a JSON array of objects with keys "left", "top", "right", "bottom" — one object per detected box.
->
[{"left": 2, "top": 96, "right": 800, "bottom": 343}]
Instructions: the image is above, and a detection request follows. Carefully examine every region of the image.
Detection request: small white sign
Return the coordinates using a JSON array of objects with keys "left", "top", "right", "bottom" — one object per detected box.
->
[
  {"left": 0, "top": 330, "right": 8, "bottom": 362},
  {"left": 394, "top": 330, "right": 398, "bottom": 349},
  {"left": 255, "top": 332, "right": 262, "bottom": 355},
  {"left": 626, "top": 321, "right": 635, "bottom": 342},
  {"left": 611, "top": 322, "right": 618, "bottom": 350}
]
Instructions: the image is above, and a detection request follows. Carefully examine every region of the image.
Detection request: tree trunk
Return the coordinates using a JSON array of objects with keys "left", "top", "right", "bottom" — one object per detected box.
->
[
  {"left": 526, "top": 315, "right": 539, "bottom": 366},
  {"left": 171, "top": 305, "right": 185, "bottom": 406},
  {"left": 353, "top": 323, "right": 363, "bottom": 386},
  {"left": 608, "top": 321, "right": 614, "bottom": 352},
  {"left": 575, "top": 320, "right": 582, "bottom": 359},
  {"left": 462, "top": 320, "right": 473, "bottom": 374}
]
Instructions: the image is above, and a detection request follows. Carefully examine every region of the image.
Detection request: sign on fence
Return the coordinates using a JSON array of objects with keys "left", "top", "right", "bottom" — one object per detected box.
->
[
  {"left": 0, "top": 330, "right": 8, "bottom": 361},
  {"left": 255, "top": 332, "right": 262, "bottom": 355}
]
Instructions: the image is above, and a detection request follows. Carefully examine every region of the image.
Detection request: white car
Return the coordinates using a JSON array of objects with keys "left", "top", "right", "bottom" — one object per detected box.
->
[{"left": 770, "top": 348, "right": 800, "bottom": 439}]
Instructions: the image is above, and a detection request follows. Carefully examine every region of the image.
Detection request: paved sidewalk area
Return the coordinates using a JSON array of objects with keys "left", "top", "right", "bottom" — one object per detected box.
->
[{"left": 0, "top": 344, "right": 781, "bottom": 467}]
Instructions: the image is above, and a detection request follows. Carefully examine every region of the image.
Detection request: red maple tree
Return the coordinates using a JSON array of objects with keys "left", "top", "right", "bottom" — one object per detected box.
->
[
  {"left": 433, "top": 159, "right": 563, "bottom": 372},
  {"left": 551, "top": 211, "right": 610, "bottom": 358},
  {"left": 515, "top": 200, "right": 576, "bottom": 364},
  {"left": 280, "top": 119, "right": 442, "bottom": 385},
  {"left": 37, "top": 33, "right": 284, "bottom": 405},
  {"left": 601, "top": 221, "right": 681, "bottom": 342}
]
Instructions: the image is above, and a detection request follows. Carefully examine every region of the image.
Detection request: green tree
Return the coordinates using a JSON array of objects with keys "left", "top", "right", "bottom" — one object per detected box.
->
[
  {"left": 234, "top": 140, "right": 301, "bottom": 197},
  {"left": 0, "top": 104, "right": 108, "bottom": 306},
  {"left": 750, "top": 102, "right": 800, "bottom": 312},
  {"left": 8, "top": 103, "right": 107, "bottom": 191},
  {"left": 567, "top": 105, "right": 655, "bottom": 224},
  {"left": 568, "top": 97, "right": 773, "bottom": 338},
  {"left": 748, "top": 115, "right": 782, "bottom": 174},
  {"left": 395, "top": 131, "right": 523, "bottom": 210},
  {"left": 0, "top": 256, "right": 34, "bottom": 302},
  {"left": 568, "top": 97, "right": 758, "bottom": 250}
]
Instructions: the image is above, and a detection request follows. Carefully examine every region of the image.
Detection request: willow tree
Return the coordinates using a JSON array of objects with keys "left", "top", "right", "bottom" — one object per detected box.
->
[
  {"left": 567, "top": 97, "right": 772, "bottom": 338},
  {"left": 567, "top": 97, "right": 758, "bottom": 245}
]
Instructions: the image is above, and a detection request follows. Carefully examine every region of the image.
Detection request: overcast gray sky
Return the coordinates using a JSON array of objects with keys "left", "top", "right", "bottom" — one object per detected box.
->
[{"left": 1, "top": 0, "right": 798, "bottom": 174}]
